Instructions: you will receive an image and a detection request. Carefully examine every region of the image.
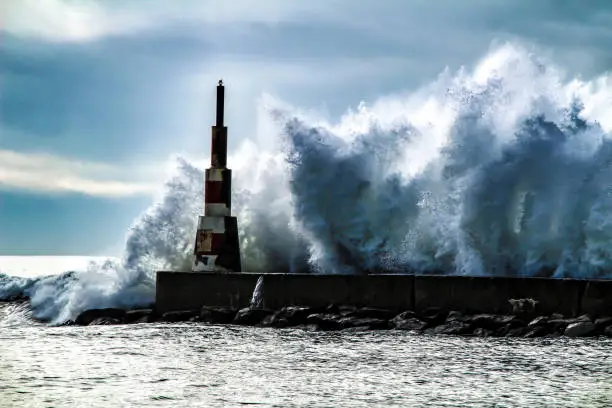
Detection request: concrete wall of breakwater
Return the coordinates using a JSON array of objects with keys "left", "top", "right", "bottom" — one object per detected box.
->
[{"left": 155, "top": 272, "right": 612, "bottom": 317}]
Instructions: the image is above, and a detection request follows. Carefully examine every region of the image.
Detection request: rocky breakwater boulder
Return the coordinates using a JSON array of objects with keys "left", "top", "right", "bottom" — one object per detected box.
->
[
  {"left": 71, "top": 302, "right": 612, "bottom": 339},
  {"left": 75, "top": 308, "right": 126, "bottom": 326},
  {"left": 233, "top": 307, "right": 274, "bottom": 326},
  {"left": 158, "top": 306, "right": 239, "bottom": 324},
  {"left": 198, "top": 306, "right": 237, "bottom": 324},
  {"left": 427, "top": 312, "right": 526, "bottom": 337},
  {"left": 302, "top": 306, "right": 393, "bottom": 331},
  {"left": 260, "top": 306, "right": 317, "bottom": 328},
  {"left": 389, "top": 311, "right": 427, "bottom": 331}
]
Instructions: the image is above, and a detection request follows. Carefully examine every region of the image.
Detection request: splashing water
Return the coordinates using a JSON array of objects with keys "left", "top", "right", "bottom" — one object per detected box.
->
[
  {"left": 250, "top": 276, "right": 265, "bottom": 309},
  {"left": 2, "top": 42, "right": 612, "bottom": 324}
]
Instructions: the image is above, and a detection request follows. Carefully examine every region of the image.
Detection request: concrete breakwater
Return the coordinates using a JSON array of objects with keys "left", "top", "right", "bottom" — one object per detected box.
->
[
  {"left": 66, "top": 271, "right": 612, "bottom": 338},
  {"left": 154, "top": 272, "right": 612, "bottom": 317}
]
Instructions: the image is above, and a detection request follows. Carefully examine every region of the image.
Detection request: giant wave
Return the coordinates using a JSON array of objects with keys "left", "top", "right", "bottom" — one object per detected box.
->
[{"left": 2, "top": 43, "right": 612, "bottom": 324}]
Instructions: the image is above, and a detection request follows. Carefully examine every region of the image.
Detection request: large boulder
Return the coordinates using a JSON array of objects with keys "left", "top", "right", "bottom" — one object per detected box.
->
[
  {"left": 565, "top": 321, "right": 596, "bottom": 337},
  {"left": 420, "top": 308, "right": 449, "bottom": 326},
  {"left": 594, "top": 317, "right": 612, "bottom": 332},
  {"left": 75, "top": 308, "right": 126, "bottom": 326},
  {"left": 198, "top": 307, "right": 237, "bottom": 324},
  {"left": 306, "top": 313, "right": 343, "bottom": 330},
  {"left": 469, "top": 314, "right": 518, "bottom": 331},
  {"left": 261, "top": 306, "right": 315, "bottom": 328},
  {"left": 389, "top": 312, "right": 426, "bottom": 331},
  {"left": 426, "top": 320, "right": 472, "bottom": 335},
  {"left": 337, "top": 316, "right": 388, "bottom": 330},
  {"left": 505, "top": 326, "right": 530, "bottom": 337},
  {"left": 233, "top": 308, "right": 273, "bottom": 326}
]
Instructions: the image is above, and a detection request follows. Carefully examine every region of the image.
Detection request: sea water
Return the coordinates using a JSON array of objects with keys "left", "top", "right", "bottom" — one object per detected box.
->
[{"left": 0, "top": 314, "right": 610, "bottom": 408}]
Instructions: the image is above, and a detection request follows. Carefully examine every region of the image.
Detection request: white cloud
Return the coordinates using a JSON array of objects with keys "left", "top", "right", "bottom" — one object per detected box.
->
[
  {"left": 0, "top": 0, "right": 335, "bottom": 43},
  {"left": 0, "top": 149, "right": 160, "bottom": 197},
  {"left": 0, "top": 0, "right": 148, "bottom": 42}
]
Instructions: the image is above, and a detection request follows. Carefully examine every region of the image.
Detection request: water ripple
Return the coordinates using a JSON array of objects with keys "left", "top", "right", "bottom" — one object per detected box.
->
[{"left": 1, "top": 324, "right": 610, "bottom": 407}]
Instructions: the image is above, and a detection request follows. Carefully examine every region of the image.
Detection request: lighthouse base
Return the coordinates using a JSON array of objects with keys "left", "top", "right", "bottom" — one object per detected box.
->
[{"left": 192, "top": 215, "right": 242, "bottom": 272}]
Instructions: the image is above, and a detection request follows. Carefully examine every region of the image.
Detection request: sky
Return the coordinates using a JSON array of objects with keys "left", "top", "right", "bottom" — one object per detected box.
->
[{"left": 1, "top": 0, "right": 612, "bottom": 257}]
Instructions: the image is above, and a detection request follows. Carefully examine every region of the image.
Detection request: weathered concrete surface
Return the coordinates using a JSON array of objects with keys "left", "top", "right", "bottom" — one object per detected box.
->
[
  {"left": 257, "top": 274, "right": 414, "bottom": 311},
  {"left": 155, "top": 272, "right": 610, "bottom": 317},
  {"left": 414, "top": 275, "right": 585, "bottom": 316},
  {"left": 155, "top": 272, "right": 260, "bottom": 314},
  {"left": 581, "top": 280, "right": 612, "bottom": 316},
  {"left": 156, "top": 272, "right": 414, "bottom": 314}
]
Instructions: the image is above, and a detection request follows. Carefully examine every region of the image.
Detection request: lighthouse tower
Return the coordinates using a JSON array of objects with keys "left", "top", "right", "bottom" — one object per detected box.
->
[{"left": 192, "top": 80, "right": 242, "bottom": 272}]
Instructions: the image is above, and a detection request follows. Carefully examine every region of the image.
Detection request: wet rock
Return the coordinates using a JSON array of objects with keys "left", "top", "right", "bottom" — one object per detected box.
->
[
  {"left": 391, "top": 310, "right": 417, "bottom": 321},
  {"left": 426, "top": 320, "right": 472, "bottom": 335},
  {"left": 473, "top": 327, "right": 494, "bottom": 337},
  {"left": 75, "top": 308, "right": 126, "bottom": 326},
  {"left": 262, "top": 306, "right": 316, "bottom": 328},
  {"left": 550, "top": 313, "right": 564, "bottom": 320},
  {"left": 89, "top": 317, "right": 121, "bottom": 325},
  {"left": 469, "top": 314, "right": 518, "bottom": 330},
  {"left": 565, "top": 321, "right": 596, "bottom": 337},
  {"left": 594, "top": 317, "right": 612, "bottom": 331},
  {"left": 390, "top": 316, "right": 427, "bottom": 331},
  {"left": 261, "top": 313, "right": 289, "bottom": 328},
  {"left": 159, "top": 310, "right": 199, "bottom": 323},
  {"left": 524, "top": 316, "right": 563, "bottom": 335},
  {"left": 233, "top": 308, "right": 273, "bottom": 326},
  {"left": 420, "top": 308, "right": 449, "bottom": 326},
  {"left": 527, "top": 316, "right": 548, "bottom": 328},
  {"left": 280, "top": 306, "right": 315, "bottom": 324},
  {"left": 545, "top": 314, "right": 591, "bottom": 332},
  {"left": 198, "top": 307, "right": 236, "bottom": 324},
  {"left": 505, "top": 326, "right": 529, "bottom": 337},
  {"left": 306, "top": 313, "right": 343, "bottom": 330},
  {"left": 523, "top": 325, "right": 553, "bottom": 338},
  {"left": 338, "top": 316, "right": 388, "bottom": 330},
  {"left": 124, "top": 309, "right": 154, "bottom": 324},
  {"left": 446, "top": 311, "right": 465, "bottom": 321}
]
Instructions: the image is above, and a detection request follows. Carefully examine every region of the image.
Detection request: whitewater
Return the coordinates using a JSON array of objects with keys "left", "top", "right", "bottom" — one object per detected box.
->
[{"left": 2, "top": 43, "right": 612, "bottom": 325}]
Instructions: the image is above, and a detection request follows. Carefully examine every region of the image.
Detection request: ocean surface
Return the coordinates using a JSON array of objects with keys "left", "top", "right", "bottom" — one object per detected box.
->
[
  {"left": 1, "top": 307, "right": 611, "bottom": 408},
  {"left": 3, "top": 41, "right": 612, "bottom": 407}
]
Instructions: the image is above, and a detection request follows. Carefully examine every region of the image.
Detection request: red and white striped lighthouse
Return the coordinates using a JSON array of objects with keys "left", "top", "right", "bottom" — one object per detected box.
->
[{"left": 193, "top": 80, "right": 242, "bottom": 272}]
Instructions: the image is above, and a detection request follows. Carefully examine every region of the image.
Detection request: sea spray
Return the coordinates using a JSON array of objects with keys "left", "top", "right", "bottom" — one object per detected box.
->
[
  {"left": 250, "top": 276, "right": 265, "bottom": 309},
  {"left": 2, "top": 42, "right": 612, "bottom": 324}
]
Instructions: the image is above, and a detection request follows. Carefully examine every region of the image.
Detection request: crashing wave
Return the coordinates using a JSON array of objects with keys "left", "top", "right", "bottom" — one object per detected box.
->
[{"left": 2, "top": 42, "right": 612, "bottom": 324}]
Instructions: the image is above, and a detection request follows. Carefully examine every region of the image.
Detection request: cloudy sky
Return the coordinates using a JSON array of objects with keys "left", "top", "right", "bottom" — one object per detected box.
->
[{"left": 1, "top": 0, "right": 612, "bottom": 256}]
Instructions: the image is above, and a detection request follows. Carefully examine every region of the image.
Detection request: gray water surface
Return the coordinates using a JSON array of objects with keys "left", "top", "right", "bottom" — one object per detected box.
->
[{"left": 1, "top": 321, "right": 611, "bottom": 408}]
